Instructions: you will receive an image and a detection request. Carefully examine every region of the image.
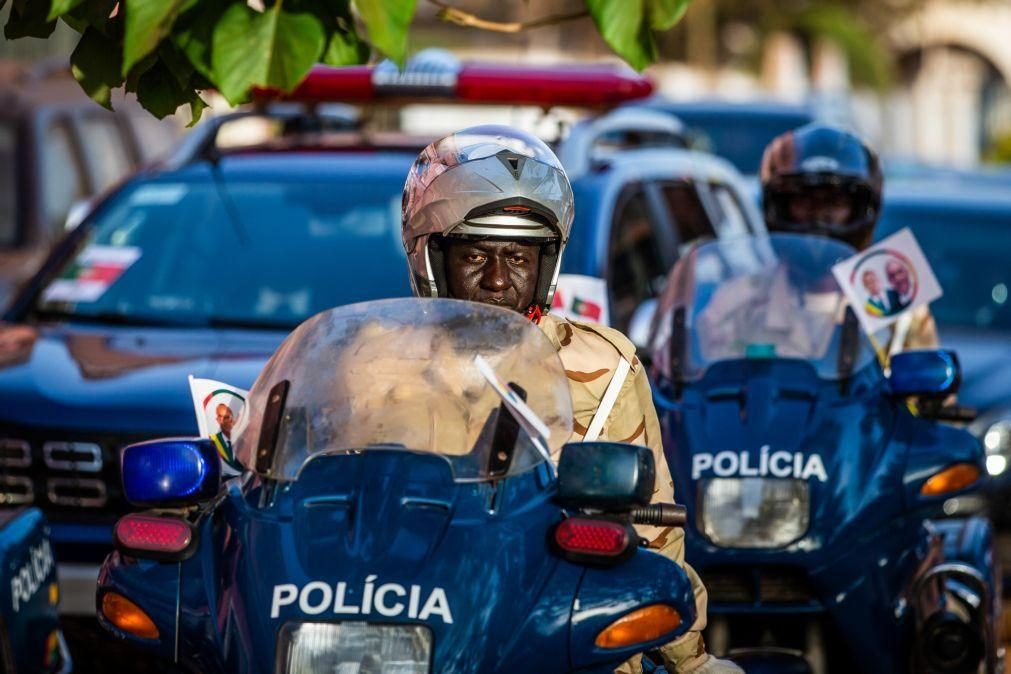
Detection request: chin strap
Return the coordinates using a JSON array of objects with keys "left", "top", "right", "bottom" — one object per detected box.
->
[{"left": 524, "top": 304, "right": 543, "bottom": 324}]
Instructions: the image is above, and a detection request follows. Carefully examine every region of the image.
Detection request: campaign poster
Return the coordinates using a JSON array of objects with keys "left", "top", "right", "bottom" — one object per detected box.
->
[
  {"left": 831, "top": 228, "right": 942, "bottom": 335},
  {"left": 188, "top": 376, "right": 249, "bottom": 476}
]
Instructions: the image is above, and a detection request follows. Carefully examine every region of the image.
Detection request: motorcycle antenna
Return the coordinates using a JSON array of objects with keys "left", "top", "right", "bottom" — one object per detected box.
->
[
  {"left": 255, "top": 379, "right": 291, "bottom": 475},
  {"left": 837, "top": 307, "right": 860, "bottom": 394},
  {"left": 669, "top": 306, "right": 687, "bottom": 399},
  {"left": 486, "top": 382, "right": 527, "bottom": 479}
]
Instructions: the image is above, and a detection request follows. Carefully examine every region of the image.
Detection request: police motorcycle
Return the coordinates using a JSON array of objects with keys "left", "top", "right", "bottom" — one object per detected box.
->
[
  {"left": 96, "top": 298, "right": 697, "bottom": 673},
  {"left": 645, "top": 233, "right": 999, "bottom": 674},
  {"left": 0, "top": 507, "right": 70, "bottom": 672}
]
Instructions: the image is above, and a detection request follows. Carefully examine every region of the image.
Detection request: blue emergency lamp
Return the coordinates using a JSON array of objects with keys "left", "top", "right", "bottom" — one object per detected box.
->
[
  {"left": 121, "top": 438, "right": 222, "bottom": 507},
  {"left": 888, "top": 349, "right": 960, "bottom": 398}
]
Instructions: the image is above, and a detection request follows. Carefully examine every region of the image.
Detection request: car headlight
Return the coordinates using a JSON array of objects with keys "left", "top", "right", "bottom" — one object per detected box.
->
[
  {"left": 700, "top": 478, "right": 809, "bottom": 548},
  {"left": 278, "top": 622, "right": 432, "bottom": 674},
  {"left": 983, "top": 421, "right": 1011, "bottom": 476}
]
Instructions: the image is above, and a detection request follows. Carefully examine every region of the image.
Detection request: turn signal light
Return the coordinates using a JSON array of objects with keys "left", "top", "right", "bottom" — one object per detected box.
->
[
  {"left": 114, "top": 514, "right": 194, "bottom": 557},
  {"left": 101, "top": 592, "right": 159, "bottom": 640},
  {"left": 921, "top": 463, "right": 981, "bottom": 496},
  {"left": 554, "top": 517, "right": 630, "bottom": 557},
  {"left": 595, "top": 604, "right": 682, "bottom": 649}
]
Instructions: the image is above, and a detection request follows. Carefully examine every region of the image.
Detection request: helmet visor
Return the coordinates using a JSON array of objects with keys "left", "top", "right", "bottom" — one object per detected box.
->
[{"left": 766, "top": 176, "right": 874, "bottom": 237}]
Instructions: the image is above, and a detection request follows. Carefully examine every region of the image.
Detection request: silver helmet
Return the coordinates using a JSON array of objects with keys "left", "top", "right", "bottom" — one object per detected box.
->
[{"left": 402, "top": 125, "right": 574, "bottom": 312}]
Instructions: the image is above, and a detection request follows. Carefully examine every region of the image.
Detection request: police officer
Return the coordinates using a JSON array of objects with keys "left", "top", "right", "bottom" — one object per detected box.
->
[
  {"left": 402, "top": 125, "right": 741, "bottom": 674},
  {"left": 760, "top": 123, "right": 939, "bottom": 353}
]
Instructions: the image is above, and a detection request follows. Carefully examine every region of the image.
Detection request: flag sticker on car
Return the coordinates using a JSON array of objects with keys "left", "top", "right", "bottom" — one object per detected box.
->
[
  {"left": 552, "top": 274, "right": 609, "bottom": 324},
  {"left": 41, "top": 245, "right": 141, "bottom": 304}
]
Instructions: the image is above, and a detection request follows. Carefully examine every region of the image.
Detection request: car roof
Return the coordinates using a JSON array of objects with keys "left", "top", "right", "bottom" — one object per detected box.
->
[
  {"left": 883, "top": 181, "right": 1011, "bottom": 212},
  {"left": 569, "top": 147, "right": 746, "bottom": 197},
  {"left": 639, "top": 97, "right": 814, "bottom": 118},
  {"left": 145, "top": 149, "right": 419, "bottom": 183}
]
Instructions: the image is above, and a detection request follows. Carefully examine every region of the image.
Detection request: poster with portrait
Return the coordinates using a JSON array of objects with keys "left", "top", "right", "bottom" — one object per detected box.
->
[
  {"left": 831, "top": 228, "right": 942, "bottom": 335},
  {"left": 188, "top": 375, "right": 249, "bottom": 476}
]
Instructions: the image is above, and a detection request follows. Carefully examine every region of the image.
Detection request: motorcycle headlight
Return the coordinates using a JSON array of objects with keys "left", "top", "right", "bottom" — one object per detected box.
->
[
  {"left": 277, "top": 622, "right": 432, "bottom": 674},
  {"left": 983, "top": 421, "right": 1011, "bottom": 476},
  {"left": 700, "top": 478, "right": 809, "bottom": 548}
]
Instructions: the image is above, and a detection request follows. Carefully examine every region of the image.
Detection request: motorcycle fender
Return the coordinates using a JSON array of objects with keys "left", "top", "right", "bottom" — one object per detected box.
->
[{"left": 570, "top": 548, "right": 695, "bottom": 671}]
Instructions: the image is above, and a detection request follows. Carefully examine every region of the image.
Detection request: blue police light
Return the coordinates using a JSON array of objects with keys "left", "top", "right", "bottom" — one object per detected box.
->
[
  {"left": 121, "top": 439, "right": 221, "bottom": 507},
  {"left": 889, "top": 350, "right": 960, "bottom": 398}
]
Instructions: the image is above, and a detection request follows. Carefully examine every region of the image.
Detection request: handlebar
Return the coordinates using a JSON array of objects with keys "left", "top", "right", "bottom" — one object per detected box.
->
[{"left": 630, "top": 503, "right": 687, "bottom": 527}]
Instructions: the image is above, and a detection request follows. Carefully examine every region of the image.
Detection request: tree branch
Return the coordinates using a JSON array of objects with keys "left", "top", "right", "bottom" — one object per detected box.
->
[{"left": 428, "top": 0, "right": 589, "bottom": 34}]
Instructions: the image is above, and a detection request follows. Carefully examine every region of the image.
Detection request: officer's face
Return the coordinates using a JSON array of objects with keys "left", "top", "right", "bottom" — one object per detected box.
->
[
  {"left": 787, "top": 188, "right": 853, "bottom": 226},
  {"left": 444, "top": 239, "right": 540, "bottom": 313}
]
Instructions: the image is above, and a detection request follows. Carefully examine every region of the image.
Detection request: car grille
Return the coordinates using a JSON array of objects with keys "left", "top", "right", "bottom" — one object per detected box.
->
[
  {"left": 0, "top": 427, "right": 155, "bottom": 515},
  {"left": 702, "top": 565, "right": 817, "bottom": 605}
]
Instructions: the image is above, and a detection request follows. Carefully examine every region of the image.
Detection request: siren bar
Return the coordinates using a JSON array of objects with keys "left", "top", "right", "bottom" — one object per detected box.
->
[{"left": 254, "top": 61, "right": 654, "bottom": 108}]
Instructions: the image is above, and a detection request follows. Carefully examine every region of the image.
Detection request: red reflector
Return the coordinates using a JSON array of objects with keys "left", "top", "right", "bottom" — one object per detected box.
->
[
  {"left": 115, "top": 515, "right": 192, "bottom": 554},
  {"left": 555, "top": 517, "right": 630, "bottom": 556}
]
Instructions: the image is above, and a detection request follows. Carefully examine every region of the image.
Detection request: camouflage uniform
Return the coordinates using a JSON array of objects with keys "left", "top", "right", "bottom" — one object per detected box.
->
[{"left": 539, "top": 313, "right": 710, "bottom": 673}]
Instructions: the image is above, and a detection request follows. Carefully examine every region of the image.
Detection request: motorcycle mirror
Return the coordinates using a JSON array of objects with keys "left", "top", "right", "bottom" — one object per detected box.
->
[
  {"left": 557, "top": 442, "right": 654, "bottom": 510},
  {"left": 888, "top": 350, "right": 961, "bottom": 399},
  {"left": 627, "top": 299, "right": 657, "bottom": 353},
  {"left": 121, "top": 438, "right": 222, "bottom": 507}
]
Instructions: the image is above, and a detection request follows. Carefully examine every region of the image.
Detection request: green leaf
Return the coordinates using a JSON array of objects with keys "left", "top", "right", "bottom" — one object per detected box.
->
[
  {"left": 136, "top": 60, "right": 191, "bottom": 118},
  {"left": 47, "top": 0, "right": 85, "bottom": 21},
  {"left": 211, "top": 3, "right": 326, "bottom": 105},
  {"left": 123, "top": 0, "right": 192, "bottom": 76},
  {"left": 586, "top": 0, "right": 655, "bottom": 71},
  {"left": 5, "top": 0, "right": 57, "bottom": 39},
  {"left": 62, "top": 0, "right": 118, "bottom": 35},
  {"left": 159, "top": 42, "right": 195, "bottom": 90},
  {"left": 354, "top": 0, "right": 416, "bottom": 65},
  {"left": 70, "top": 27, "right": 125, "bottom": 109},
  {"left": 188, "top": 93, "right": 209, "bottom": 127},
  {"left": 172, "top": 0, "right": 229, "bottom": 83},
  {"left": 322, "top": 28, "right": 368, "bottom": 66},
  {"left": 647, "top": 0, "right": 690, "bottom": 31}
]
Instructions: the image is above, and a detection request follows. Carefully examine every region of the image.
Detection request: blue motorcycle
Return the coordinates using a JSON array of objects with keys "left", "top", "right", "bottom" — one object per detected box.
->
[
  {"left": 95, "top": 298, "right": 696, "bottom": 673},
  {"left": 646, "top": 233, "right": 1000, "bottom": 673}
]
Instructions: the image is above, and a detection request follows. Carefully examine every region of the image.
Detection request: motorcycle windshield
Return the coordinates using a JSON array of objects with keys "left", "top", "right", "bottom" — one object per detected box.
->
[
  {"left": 656, "top": 234, "right": 882, "bottom": 380},
  {"left": 232, "top": 298, "right": 573, "bottom": 482}
]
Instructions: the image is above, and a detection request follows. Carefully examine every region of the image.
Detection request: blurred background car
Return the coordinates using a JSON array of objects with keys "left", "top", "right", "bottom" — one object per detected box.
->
[
  {"left": 627, "top": 98, "right": 816, "bottom": 176},
  {"left": 0, "top": 60, "right": 180, "bottom": 307}
]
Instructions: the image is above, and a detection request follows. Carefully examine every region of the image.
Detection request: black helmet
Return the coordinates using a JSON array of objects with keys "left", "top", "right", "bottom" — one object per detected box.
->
[{"left": 760, "top": 123, "right": 883, "bottom": 250}]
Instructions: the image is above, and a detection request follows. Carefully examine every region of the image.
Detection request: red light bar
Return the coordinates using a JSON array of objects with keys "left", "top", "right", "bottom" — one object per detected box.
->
[
  {"left": 255, "top": 62, "right": 653, "bottom": 108},
  {"left": 554, "top": 517, "right": 631, "bottom": 557},
  {"left": 114, "top": 514, "right": 194, "bottom": 557}
]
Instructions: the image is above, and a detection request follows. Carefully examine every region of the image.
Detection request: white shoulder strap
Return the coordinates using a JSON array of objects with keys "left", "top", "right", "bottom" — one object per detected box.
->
[{"left": 583, "top": 357, "right": 632, "bottom": 442}]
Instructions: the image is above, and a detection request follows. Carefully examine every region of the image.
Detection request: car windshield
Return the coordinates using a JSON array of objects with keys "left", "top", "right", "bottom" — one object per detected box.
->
[
  {"left": 0, "top": 121, "right": 15, "bottom": 246},
  {"left": 878, "top": 202, "right": 1011, "bottom": 331},
  {"left": 34, "top": 173, "right": 410, "bottom": 327},
  {"left": 232, "top": 298, "right": 573, "bottom": 482},
  {"left": 653, "top": 234, "right": 881, "bottom": 380}
]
